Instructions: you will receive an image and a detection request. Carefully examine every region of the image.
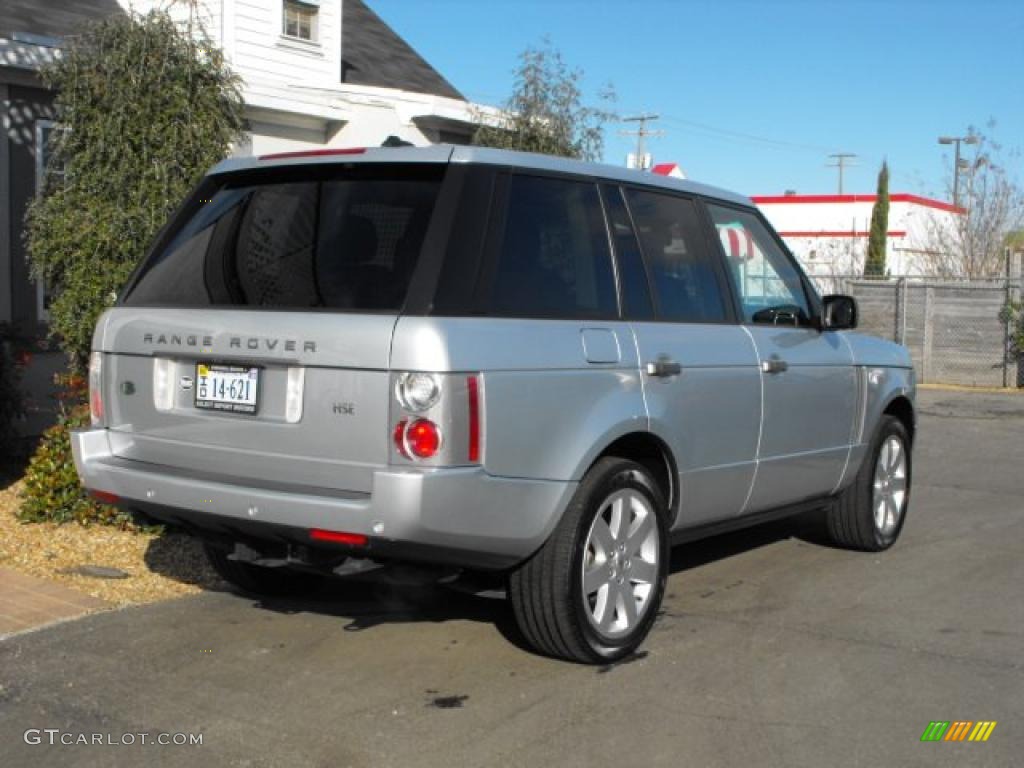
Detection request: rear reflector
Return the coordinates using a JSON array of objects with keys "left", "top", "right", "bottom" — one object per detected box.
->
[
  {"left": 89, "top": 490, "right": 120, "bottom": 505},
  {"left": 259, "top": 148, "right": 366, "bottom": 161},
  {"left": 467, "top": 375, "right": 481, "bottom": 463},
  {"left": 309, "top": 529, "right": 368, "bottom": 547}
]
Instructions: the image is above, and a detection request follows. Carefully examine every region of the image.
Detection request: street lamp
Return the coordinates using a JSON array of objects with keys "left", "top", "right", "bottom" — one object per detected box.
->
[{"left": 938, "top": 134, "right": 979, "bottom": 208}]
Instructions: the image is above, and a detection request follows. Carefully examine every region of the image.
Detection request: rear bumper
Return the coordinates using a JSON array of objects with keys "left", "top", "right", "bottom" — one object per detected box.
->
[{"left": 72, "top": 428, "right": 575, "bottom": 570}]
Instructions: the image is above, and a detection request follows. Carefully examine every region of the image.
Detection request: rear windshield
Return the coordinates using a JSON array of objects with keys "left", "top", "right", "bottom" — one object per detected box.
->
[{"left": 123, "top": 164, "right": 444, "bottom": 311}]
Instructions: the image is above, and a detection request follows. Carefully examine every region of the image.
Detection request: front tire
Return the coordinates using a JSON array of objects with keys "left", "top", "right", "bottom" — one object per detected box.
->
[
  {"left": 204, "top": 544, "right": 326, "bottom": 597},
  {"left": 508, "top": 457, "right": 670, "bottom": 663},
  {"left": 826, "top": 415, "right": 912, "bottom": 551}
]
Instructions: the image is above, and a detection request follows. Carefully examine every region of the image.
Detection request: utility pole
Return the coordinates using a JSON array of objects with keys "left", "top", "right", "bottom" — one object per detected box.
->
[
  {"left": 938, "top": 134, "right": 979, "bottom": 209},
  {"left": 827, "top": 153, "right": 858, "bottom": 194},
  {"left": 620, "top": 114, "right": 663, "bottom": 170}
]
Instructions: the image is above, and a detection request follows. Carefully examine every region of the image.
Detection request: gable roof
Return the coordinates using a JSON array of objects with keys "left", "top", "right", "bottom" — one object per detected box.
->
[
  {"left": 0, "top": 0, "right": 122, "bottom": 42},
  {"left": 341, "top": 0, "right": 464, "bottom": 101}
]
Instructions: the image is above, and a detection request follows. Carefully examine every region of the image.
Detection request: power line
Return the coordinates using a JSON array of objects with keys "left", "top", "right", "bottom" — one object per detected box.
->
[
  {"left": 619, "top": 113, "right": 664, "bottom": 170},
  {"left": 826, "top": 153, "right": 858, "bottom": 194},
  {"left": 658, "top": 114, "right": 839, "bottom": 154}
]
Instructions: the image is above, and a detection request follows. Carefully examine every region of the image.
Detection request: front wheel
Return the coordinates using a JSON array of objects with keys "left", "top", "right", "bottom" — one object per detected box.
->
[
  {"left": 826, "top": 415, "right": 912, "bottom": 551},
  {"left": 508, "top": 457, "right": 670, "bottom": 663}
]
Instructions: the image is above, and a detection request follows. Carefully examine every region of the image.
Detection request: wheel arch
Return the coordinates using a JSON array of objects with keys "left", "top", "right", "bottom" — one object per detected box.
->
[
  {"left": 883, "top": 394, "right": 916, "bottom": 444},
  {"left": 587, "top": 431, "right": 679, "bottom": 525}
]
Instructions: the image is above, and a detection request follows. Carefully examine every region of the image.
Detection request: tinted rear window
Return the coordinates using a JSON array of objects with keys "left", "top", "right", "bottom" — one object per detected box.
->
[{"left": 124, "top": 165, "right": 443, "bottom": 311}]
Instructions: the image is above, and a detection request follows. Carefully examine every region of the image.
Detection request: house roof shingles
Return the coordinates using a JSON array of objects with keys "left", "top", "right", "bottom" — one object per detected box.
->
[
  {"left": 0, "top": 0, "right": 123, "bottom": 42},
  {"left": 341, "top": 0, "right": 464, "bottom": 101},
  {"left": 2, "top": 0, "right": 464, "bottom": 102}
]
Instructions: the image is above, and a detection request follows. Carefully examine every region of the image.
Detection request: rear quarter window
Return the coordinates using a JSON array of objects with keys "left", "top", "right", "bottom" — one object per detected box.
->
[
  {"left": 124, "top": 165, "right": 443, "bottom": 311},
  {"left": 485, "top": 174, "right": 618, "bottom": 319}
]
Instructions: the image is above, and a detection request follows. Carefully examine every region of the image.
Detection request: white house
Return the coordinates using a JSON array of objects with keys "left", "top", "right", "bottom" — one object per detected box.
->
[
  {"left": 120, "top": 0, "right": 495, "bottom": 156},
  {"left": 752, "top": 193, "right": 962, "bottom": 277}
]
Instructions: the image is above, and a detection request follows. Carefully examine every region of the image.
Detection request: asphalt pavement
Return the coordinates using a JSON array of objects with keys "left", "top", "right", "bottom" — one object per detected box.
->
[{"left": 1, "top": 388, "right": 1021, "bottom": 767}]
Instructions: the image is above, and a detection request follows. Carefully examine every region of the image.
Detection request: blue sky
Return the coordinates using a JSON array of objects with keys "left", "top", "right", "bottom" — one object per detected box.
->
[{"left": 372, "top": 0, "right": 1023, "bottom": 200}]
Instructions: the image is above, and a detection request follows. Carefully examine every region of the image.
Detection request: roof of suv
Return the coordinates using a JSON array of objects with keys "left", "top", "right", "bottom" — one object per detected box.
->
[{"left": 209, "top": 145, "right": 753, "bottom": 208}]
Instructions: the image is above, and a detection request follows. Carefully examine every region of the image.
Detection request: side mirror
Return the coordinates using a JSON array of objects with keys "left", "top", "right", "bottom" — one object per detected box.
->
[{"left": 821, "top": 294, "right": 858, "bottom": 330}]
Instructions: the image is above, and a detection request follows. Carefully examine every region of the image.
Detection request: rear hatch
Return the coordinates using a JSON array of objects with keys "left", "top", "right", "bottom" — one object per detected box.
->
[{"left": 96, "top": 159, "right": 449, "bottom": 493}]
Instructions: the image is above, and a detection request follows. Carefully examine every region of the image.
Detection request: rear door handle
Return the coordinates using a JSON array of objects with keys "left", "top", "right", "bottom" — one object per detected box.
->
[
  {"left": 761, "top": 357, "right": 789, "bottom": 374},
  {"left": 645, "top": 357, "right": 682, "bottom": 377}
]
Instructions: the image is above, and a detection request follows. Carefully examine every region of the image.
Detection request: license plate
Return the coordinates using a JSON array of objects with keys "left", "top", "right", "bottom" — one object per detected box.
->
[{"left": 195, "top": 364, "right": 260, "bottom": 414}]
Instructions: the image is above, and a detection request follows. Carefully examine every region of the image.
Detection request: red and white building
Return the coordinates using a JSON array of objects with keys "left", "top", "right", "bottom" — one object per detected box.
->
[{"left": 752, "top": 193, "right": 961, "bottom": 277}]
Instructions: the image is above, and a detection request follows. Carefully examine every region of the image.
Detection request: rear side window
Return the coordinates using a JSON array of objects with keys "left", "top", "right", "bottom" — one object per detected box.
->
[
  {"left": 124, "top": 165, "right": 443, "bottom": 311},
  {"left": 624, "top": 189, "right": 727, "bottom": 323},
  {"left": 487, "top": 175, "right": 617, "bottom": 319}
]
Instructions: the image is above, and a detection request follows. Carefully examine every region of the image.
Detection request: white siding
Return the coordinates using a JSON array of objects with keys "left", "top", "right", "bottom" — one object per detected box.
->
[{"left": 115, "top": 1, "right": 495, "bottom": 158}]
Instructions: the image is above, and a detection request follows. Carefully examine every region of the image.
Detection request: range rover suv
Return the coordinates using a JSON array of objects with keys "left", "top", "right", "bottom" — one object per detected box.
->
[{"left": 73, "top": 145, "right": 915, "bottom": 663}]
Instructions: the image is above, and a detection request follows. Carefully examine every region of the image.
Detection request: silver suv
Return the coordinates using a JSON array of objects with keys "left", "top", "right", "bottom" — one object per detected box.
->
[{"left": 73, "top": 145, "right": 915, "bottom": 663}]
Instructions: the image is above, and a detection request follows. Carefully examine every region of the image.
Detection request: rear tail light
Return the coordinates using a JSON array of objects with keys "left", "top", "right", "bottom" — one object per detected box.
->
[
  {"left": 88, "top": 351, "right": 104, "bottom": 426},
  {"left": 395, "top": 372, "right": 441, "bottom": 412},
  {"left": 404, "top": 418, "right": 442, "bottom": 459},
  {"left": 390, "top": 372, "right": 482, "bottom": 465}
]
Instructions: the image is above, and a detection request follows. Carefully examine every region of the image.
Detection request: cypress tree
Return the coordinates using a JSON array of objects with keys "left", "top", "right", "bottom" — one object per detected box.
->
[{"left": 864, "top": 161, "right": 890, "bottom": 277}]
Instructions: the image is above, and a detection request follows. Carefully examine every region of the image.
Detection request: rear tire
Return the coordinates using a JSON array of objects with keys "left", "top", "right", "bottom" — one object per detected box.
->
[
  {"left": 826, "top": 415, "right": 911, "bottom": 551},
  {"left": 204, "top": 544, "right": 326, "bottom": 597},
  {"left": 508, "top": 457, "right": 670, "bottom": 664}
]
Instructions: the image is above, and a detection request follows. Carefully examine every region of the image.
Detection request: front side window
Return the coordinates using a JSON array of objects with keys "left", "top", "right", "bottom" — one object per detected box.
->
[
  {"left": 488, "top": 175, "right": 617, "bottom": 319},
  {"left": 283, "top": 0, "right": 318, "bottom": 42},
  {"left": 124, "top": 165, "right": 442, "bottom": 310},
  {"left": 706, "top": 204, "right": 812, "bottom": 325},
  {"left": 624, "top": 189, "right": 727, "bottom": 323}
]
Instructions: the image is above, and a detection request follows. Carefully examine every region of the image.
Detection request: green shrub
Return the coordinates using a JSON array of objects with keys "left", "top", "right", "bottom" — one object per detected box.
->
[
  {"left": 18, "top": 390, "right": 131, "bottom": 528},
  {"left": 0, "top": 334, "right": 24, "bottom": 456},
  {"left": 1005, "top": 299, "right": 1024, "bottom": 365},
  {"left": 24, "top": 10, "right": 244, "bottom": 372}
]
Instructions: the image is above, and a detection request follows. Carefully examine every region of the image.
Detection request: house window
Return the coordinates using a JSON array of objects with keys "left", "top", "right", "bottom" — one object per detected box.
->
[
  {"left": 34, "top": 120, "right": 63, "bottom": 322},
  {"left": 35, "top": 120, "right": 64, "bottom": 192},
  {"left": 282, "top": 0, "right": 318, "bottom": 43}
]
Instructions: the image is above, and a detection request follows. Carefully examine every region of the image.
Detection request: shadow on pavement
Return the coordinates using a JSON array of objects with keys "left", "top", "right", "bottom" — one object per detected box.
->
[
  {"left": 139, "top": 508, "right": 838, "bottom": 657},
  {"left": 669, "top": 507, "right": 835, "bottom": 574}
]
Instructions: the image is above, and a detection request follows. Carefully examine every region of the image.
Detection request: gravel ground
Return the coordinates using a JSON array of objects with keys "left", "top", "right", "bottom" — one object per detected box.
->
[{"left": 0, "top": 478, "right": 222, "bottom": 607}]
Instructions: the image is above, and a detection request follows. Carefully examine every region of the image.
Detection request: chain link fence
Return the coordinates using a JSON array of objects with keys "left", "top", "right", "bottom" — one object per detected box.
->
[{"left": 809, "top": 269, "right": 1023, "bottom": 388}]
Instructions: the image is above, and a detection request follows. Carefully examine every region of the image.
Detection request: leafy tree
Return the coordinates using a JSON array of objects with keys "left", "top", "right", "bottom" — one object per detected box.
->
[
  {"left": 25, "top": 10, "right": 245, "bottom": 372},
  {"left": 919, "top": 125, "right": 1024, "bottom": 278},
  {"left": 864, "top": 161, "right": 889, "bottom": 277},
  {"left": 473, "top": 40, "right": 614, "bottom": 162}
]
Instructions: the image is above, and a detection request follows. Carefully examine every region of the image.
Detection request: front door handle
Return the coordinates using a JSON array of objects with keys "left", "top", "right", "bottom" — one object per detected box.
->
[
  {"left": 761, "top": 357, "right": 789, "bottom": 374},
  {"left": 645, "top": 356, "right": 682, "bottom": 377}
]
